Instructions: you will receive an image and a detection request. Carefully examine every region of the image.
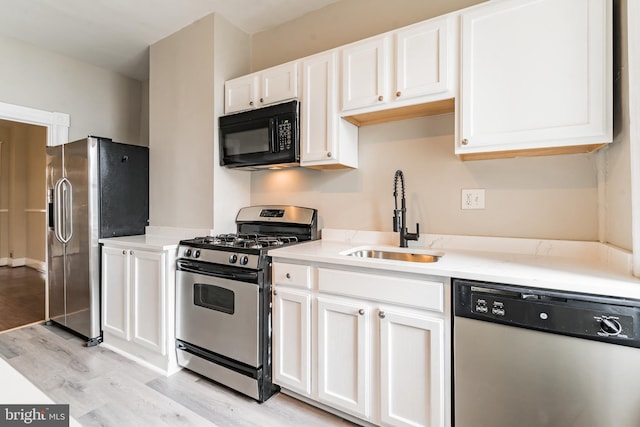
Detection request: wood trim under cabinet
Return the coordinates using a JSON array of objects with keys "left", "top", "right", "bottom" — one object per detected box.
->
[
  {"left": 342, "top": 98, "right": 454, "bottom": 127},
  {"left": 458, "top": 143, "right": 608, "bottom": 161}
]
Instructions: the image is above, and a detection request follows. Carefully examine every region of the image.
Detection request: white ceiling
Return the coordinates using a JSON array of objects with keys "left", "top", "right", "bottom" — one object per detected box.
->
[{"left": 0, "top": 0, "right": 338, "bottom": 81}]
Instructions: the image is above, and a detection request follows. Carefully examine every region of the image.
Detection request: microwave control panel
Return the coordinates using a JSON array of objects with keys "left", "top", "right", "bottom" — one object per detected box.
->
[{"left": 277, "top": 119, "right": 293, "bottom": 151}]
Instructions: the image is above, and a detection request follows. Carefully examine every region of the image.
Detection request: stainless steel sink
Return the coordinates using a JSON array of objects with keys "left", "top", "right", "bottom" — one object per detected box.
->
[{"left": 346, "top": 249, "right": 441, "bottom": 263}]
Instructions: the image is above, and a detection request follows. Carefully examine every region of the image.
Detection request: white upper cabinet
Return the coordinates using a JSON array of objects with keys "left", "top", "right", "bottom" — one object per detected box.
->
[
  {"left": 301, "top": 51, "right": 358, "bottom": 169},
  {"left": 340, "top": 15, "right": 456, "bottom": 120},
  {"left": 224, "top": 61, "right": 299, "bottom": 114},
  {"left": 224, "top": 74, "right": 259, "bottom": 114},
  {"left": 341, "top": 36, "right": 391, "bottom": 112},
  {"left": 395, "top": 16, "right": 454, "bottom": 102},
  {"left": 457, "top": 0, "right": 612, "bottom": 159}
]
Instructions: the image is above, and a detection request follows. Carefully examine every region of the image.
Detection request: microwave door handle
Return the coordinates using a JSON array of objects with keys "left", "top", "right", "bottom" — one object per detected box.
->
[{"left": 269, "top": 118, "right": 279, "bottom": 153}]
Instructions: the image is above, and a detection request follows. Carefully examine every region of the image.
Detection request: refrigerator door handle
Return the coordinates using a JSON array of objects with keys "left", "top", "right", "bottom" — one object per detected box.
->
[
  {"left": 60, "top": 177, "right": 73, "bottom": 244},
  {"left": 54, "top": 177, "right": 73, "bottom": 244},
  {"left": 53, "top": 178, "right": 64, "bottom": 243}
]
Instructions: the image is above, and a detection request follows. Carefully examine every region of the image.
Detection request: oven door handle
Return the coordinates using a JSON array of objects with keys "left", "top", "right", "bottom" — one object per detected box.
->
[{"left": 177, "top": 261, "right": 259, "bottom": 283}]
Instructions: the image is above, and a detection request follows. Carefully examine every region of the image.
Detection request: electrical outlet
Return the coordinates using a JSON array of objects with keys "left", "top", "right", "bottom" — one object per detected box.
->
[{"left": 461, "top": 189, "right": 485, "bottom": 210}]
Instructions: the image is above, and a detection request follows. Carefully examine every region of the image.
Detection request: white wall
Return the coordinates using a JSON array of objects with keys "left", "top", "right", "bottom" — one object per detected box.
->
[
  {"left": 0, "top": 34, "right": 143, "bottom": 145},
  {"left": 248, "top": 0, "right": 627, "bottom": 246},
  {"left": 251, "top": 114, "right": 599, "bottom": 241},
  {"left": 149, "top": 13, "right": 251, "bottom": 232},
  {"left": 604, "top": 0, "right": 632, "bottom": 250},
  {"left": 251, "top": 0, "right": 486, "bottom": 71}
]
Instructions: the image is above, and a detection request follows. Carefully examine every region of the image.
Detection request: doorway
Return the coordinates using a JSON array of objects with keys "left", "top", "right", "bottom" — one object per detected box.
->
[
  {"left": 0, "top": 102, "right": 70, "bottom": 332},
  {"left": 0, "top": 119, "right": 47, "bottom": 332}
]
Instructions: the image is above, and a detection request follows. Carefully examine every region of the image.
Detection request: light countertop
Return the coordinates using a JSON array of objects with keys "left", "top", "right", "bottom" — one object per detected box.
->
[
  {"left": 268, "top": 229, "right": 640, "bottom": 300},
  {"left": 98, "top": 234, "right": 180, "bottom": 251}
]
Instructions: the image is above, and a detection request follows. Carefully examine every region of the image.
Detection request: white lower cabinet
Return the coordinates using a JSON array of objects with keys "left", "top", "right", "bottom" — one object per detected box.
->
[
  {"left": 273, "top": 288, "right": 312, "bottom": 395},
  {"left": 101, "top": 242, "right": 178, "bottom": 375},
  {"left": 317, "top": 296, "right": 371, "bottom": 419},
  {"left": 272, "top": 261, "right": 449, "bottom": 427},
  {"left": 379, "top": 310, "right": 444, "bottom": 427}
]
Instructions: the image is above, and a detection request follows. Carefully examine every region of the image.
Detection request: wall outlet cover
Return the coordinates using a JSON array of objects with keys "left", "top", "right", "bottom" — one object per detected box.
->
[{"left": 461, "top": 189, "right": 485, "bottom": 210}]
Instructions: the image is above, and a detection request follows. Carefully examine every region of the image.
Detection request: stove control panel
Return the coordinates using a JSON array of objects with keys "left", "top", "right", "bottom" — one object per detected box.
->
[{"left": 178, "top": 245, "right": 261, "bottom": 270}]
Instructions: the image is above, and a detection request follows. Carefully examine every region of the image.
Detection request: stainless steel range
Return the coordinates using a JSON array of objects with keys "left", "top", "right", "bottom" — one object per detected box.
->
[{"left": 175, "top": 205, "right": 318, "bottom": 402}]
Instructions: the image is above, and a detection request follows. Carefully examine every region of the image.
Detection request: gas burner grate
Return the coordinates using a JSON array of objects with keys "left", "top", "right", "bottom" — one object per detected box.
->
[{"left": 189, "top": 234, "right": 300, "bottom": 249}]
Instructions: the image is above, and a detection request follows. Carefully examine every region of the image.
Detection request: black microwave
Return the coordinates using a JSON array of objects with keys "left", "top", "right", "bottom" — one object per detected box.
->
[{"left": 219, "top": 100, "right": 300, "bottom": 170}]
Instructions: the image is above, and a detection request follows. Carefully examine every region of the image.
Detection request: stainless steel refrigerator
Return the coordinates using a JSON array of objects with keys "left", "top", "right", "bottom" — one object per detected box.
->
[{"left": 46, "top": 136, "right": 149, "bottom": 345}]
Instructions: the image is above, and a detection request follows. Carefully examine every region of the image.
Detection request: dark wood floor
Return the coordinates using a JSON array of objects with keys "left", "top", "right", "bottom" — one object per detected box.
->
[{"left": 0, "top": 266, "right": 46, "bottom": 332}]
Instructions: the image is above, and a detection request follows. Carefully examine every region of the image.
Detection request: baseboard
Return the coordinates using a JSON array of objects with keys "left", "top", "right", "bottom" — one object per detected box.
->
[
  {"left": 0, "top": 258, "right": 45, "bottom": 272},
  {"left": 7, "top": 257, "right": 26, "bottom": 267},
  {"left": 25, "top": 259, "right": 46, "bottom": 273}
]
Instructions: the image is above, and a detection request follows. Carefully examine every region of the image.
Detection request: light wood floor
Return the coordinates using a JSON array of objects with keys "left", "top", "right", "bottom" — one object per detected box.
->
[
  {"left": 0, "top": 266, "right": 46, "bottom": 332},
  {"left": 0, "top": 324, "right": 357, "bottom": 427}
]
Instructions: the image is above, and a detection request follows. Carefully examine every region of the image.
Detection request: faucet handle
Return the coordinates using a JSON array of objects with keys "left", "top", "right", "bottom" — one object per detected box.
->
[{"left": 406, "top": 223, "right": 420, "bottom": 242}]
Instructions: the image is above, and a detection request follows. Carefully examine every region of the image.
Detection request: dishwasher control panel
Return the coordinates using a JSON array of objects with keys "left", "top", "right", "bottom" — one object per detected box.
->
[{"left": 454, "top": 278, "right": 640, "bottom": 348}]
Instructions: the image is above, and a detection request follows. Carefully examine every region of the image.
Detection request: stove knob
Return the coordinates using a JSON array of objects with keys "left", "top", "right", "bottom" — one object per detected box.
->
[
  {"left": 599, "top": 317, "right": 623, "bottom": 336},
  {"left": 229, "top": 254, "right": 238, "bottom": 264},
  {"left": 193, "top": 250, "right": 201, "bottom": 258},
  {"left": 240, "top": 256, "right": 249, "bottom": 265},
  {"left": 185, "top": 249, "right": 192, "bottom": 257}
]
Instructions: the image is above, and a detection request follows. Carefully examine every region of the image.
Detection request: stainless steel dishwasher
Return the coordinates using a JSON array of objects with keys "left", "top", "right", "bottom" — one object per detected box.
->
[{"left": 453, "top": 278, "right": 640, "bottom": 427}]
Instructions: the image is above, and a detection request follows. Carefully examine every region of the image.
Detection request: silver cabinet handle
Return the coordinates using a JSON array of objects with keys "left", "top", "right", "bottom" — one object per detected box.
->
[
  {"left": 249, "top": 101, "right": 254, "bottom": 106},
  {"left": 130, "top": 250, "right": 134, "bottom": 255},
  {"left": 462, "top": 138, "right": 469, "bottom": 146},
  {"left": 273, "top": 290, "right": 278, "bottom": 296},
  {"left": 286, "top": 273, "right": 291, "bottom": 279},
  {"left": 326, "top": 152, "right": 332, "bottom": 158},
  {"left": 379, "top": 311, "right": 386, "bottom": 319},
  {"left": 358, "top": 309, "right": 365, "bottom": 315},
  {"left": 396, "top": 91, "right": 401, "bottom": 97},
  {"left": 378, "top": 95, "right": 384, "bottom": 102},
  {"left": 122, "top": 250, "right": 126, "bottom": 255}
]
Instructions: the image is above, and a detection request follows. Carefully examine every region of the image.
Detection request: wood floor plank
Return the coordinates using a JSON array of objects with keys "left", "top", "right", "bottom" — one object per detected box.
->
[
  {"left": 0, "top": 324, "right": 358, "bottom": 427},
  {"left": 0, "top": 267, "right": 45, "bottom": 332}
]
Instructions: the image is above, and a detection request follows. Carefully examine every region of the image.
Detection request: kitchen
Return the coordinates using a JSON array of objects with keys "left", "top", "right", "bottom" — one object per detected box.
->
[{"left": 0, "top": 0, "right": 639, "bottom": 426}]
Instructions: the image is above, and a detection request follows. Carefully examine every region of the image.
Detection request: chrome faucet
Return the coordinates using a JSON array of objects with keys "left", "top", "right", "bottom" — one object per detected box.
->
[{"left": 393, "top": 170, "right": 420, "bottom": 248}]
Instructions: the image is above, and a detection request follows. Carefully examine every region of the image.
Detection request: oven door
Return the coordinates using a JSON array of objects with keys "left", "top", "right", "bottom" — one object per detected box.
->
[{"left": 176, "top": 268, "right": 261, "bottom": 368}]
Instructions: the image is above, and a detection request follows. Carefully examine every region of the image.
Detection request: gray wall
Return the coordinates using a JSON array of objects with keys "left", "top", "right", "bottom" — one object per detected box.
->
[
  {"left": 248, "top": 0, "right": 631, "bottom": 249},
  {"left": 149, "top": 14, "right": 251, "bottom": 232},
  {"left": 0, "top": 34, "right": 143, "bottom": 145}
]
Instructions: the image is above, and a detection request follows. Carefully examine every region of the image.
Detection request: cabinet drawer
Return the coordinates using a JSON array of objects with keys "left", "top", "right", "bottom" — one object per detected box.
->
[
  {"left": 273, "top": 263, "right": 312, "bottom": 289},
  {"left": 318, "top": 268, "right": 444, "bottom": 312}
]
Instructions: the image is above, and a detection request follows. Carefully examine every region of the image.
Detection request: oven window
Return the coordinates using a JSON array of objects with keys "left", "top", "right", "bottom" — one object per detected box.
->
[{"left": 194, "top": 283, "right": 235, "bottom": 315}]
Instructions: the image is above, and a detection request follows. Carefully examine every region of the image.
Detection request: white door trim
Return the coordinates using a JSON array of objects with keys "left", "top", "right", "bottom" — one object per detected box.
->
[{"left": 0, "top": 101, "right": 69, "bottom": 146}]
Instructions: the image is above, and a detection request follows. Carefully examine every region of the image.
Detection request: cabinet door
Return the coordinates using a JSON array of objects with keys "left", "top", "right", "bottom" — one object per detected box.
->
[
  {"left": 272, "top": 288, "right": 312, "bottom": 395},
  {"left": 131, "top": 249, "right": 166, "bottom": 354},
  {"left": 301, "top": 51, "right": 338, "bottom": 164},
  {"left": 395, "top": 17, "right": 453, "bottom": 101},
  {"left": 317, "top": 296, "right": 370, "bottom": 419},
  {"left": 260, "top": 62, "right": 299, "bottom": 106},
  {"left": 458, "top": 0, "right": 612, "bottom": 155},
  {"left": 379, "top": 310, "right": 444, "bottom": 427},
  {"left": 341, "top": 36, "right": 390, "bottom": 111},
  {"left": 101, "top": 246, "right": 130, "bottom": 340},
  {"left": 224, "top": 74, "right": 258, "bottom": 113}
]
